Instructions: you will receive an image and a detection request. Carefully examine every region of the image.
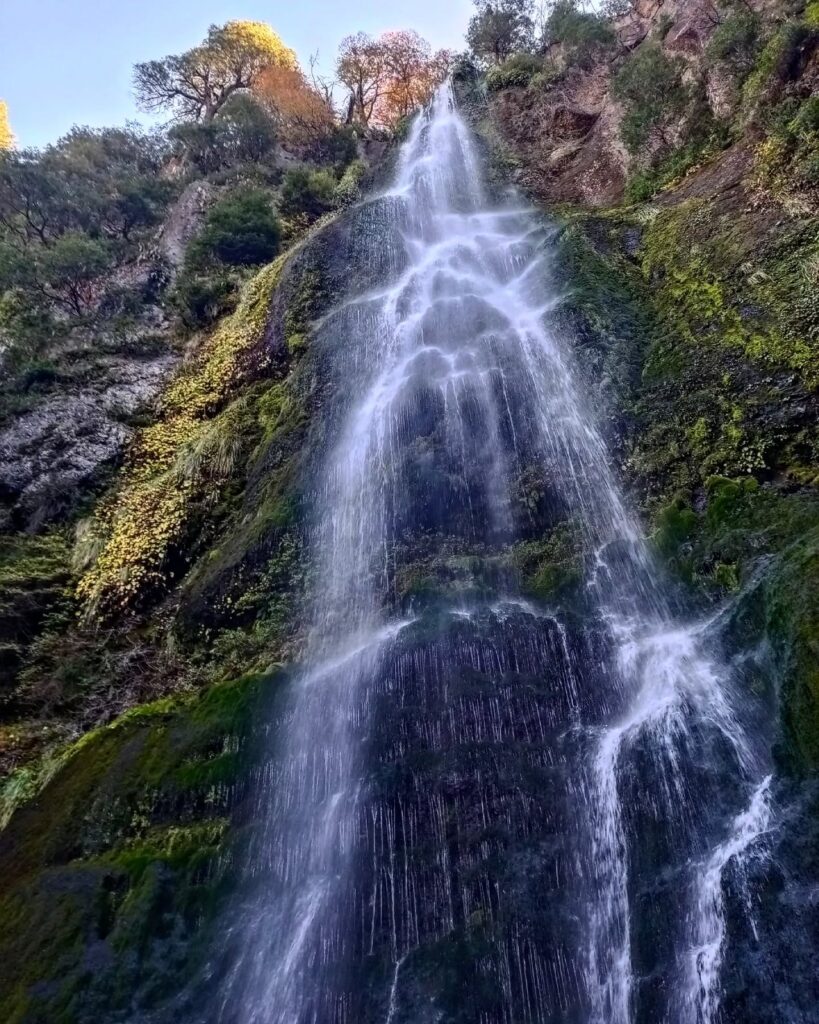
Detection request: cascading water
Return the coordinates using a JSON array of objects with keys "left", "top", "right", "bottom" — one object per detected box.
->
[{"left": 216, "top": 84, "right": 774, "bottom": 1024}]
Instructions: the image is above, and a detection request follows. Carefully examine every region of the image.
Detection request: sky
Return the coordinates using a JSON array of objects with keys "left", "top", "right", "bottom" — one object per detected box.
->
[{"left": 0, "top": 0, "right": 474, "bottom": 148}]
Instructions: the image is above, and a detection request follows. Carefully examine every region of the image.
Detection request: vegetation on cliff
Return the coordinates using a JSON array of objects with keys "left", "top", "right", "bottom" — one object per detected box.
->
[{"left": 0, "top": 1, "right": 818, "bottom": 1018}]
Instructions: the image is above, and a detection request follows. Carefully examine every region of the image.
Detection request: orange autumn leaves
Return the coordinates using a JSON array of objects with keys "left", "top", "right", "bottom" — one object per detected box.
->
[
  {"left": 253, "top": 65, "right": 335, "bottom": 150},
  {"left": 253, "top": 28, "right": 451, "bottom": 147},
  {"left": 336, "top": 30, "right": 452, "bottom": 129}
]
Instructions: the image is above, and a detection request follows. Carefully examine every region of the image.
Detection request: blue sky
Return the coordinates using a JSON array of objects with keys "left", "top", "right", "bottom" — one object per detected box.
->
[{"left": 0, "top": 0, "right": 474, "bottom": 148}]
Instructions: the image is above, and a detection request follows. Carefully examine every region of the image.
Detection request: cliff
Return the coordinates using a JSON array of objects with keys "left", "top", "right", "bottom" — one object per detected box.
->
[{"left": 0, "top": 2, "right": 817, "bottom": 1020}]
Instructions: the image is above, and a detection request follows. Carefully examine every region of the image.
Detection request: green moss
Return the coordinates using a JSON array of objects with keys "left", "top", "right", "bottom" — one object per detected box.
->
[
  {"left": 650, "top": 474, "right": 819, "bottom": 771},
  {"left": 642, "top": 199, "right": 819, "bottom": 388},
  {"left": 283, "top": 268, "right": 325, "bottom": 348},
  {"left": 101, "top": 819, "right": 228, "bottom": 882},
  {"left": 0, "top": 532, "right": 73, "bottom": 689},
  {"left": 652, "top": 498, "right": 697, "bottom": 566},
  {"left": 512, "top": 522, "right": 583, "bottom": 601},
  {"left": 742, "top": 20, "right": 813, "bottom": 109},
  {"left": 0, "top": 671, "right": 270, "bottom": 1022},
  {"left": 765, "top": 525, "right": 819, "bottom": 771},
  {"left": 286, "top": 332, "right": 308, "bottom": 355}
]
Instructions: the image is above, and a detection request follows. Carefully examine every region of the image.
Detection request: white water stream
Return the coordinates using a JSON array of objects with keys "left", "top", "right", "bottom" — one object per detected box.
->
[{"left": 216, "top": 83, "right": 773, "bottom": 1024}]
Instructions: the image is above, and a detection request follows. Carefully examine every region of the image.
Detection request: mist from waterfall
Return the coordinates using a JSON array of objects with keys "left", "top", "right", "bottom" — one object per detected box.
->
[{"left": 216, "top": 83, "right": 773, "bottom": 1024}]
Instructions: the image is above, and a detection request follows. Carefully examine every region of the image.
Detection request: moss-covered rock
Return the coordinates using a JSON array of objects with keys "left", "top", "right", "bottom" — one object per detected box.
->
[
  {"left": 0, "top": 672, "right": 273, "bottom": 1023},
  {"left": 0, "top": 532, "right": 73, "bottom": 695}
]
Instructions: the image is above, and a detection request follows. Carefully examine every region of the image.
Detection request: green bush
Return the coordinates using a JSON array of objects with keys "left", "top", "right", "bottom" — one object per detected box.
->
[
  {"left": 486, "top": 53, "right": 544, "bottom": 91},
  {"left": 333, "top": 160, "right": 367, "bottom": 208},
  {"left": 613, "top": 44, "right": 690, "bottom": 155},
  {"left": 191, "top": 188, "right": 281, "bottom": 267},
  {"left": 170, "top": 267, "right": 236, "bottom": 330},
  {"left": 279, "top": 168, "right": 337, "bottom": 219},
  {"left": 451, "top": 53, "right": 481, "bottom": 83},
  {"left": 170, "top": 96, "right": 277, "bottom": 173},
  {"left": 545, "top": 0, "right": 616, "bottom": 68},
  {"left": 743, "top": 21, "right": 814, "bottom": 109},
  {"left": 707, "top": 9, "right": 762, "bottom": 78},
  {"left": 308, "top": 125, "right": 358, "bottom": 171}
]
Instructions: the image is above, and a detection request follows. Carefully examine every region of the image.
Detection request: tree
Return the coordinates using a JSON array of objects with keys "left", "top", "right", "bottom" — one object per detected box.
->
[
  {"left": 50, "top": 126, "right": 172, "bottom": 240},
  {"left": 612, "top": 44, "right": 690, "bottom": 153},
  {"left": 543, "top": 0, "right": 616, "bottom": 67},
  {"left": 706, "top": 8, "right": 762, "bottom": 77},
  {"left": 337, "top": 30, "right": 451, "bottom": 128},
  {"left": 467, "top": 1, "right": 534, "bottom": 66},
  {"left": 37, "top": 232, "right": 112, "bottom": 316},
  {"left": 0, "top": 101, "right": 14, "bottom": 150},
  {"left": 0, "top": 150, "right": 68, "bottom": 246},
  {"left": 134, "top": 21, "right": 297, "bottom": 124},
  {"left": 337, "top": 32, "right": 388, "bottom": 126},
  {"left": 0, "top": 127, "right": 172, "bottom": 248},
  {"left": 253, "top": 64, "right": 336, "bottom": 151},
  {"left": 214, "top": 94, "right": 279, "bottom": 164},
  {"left": 380, "top": 31, "right": 452, "bottom": 124}
]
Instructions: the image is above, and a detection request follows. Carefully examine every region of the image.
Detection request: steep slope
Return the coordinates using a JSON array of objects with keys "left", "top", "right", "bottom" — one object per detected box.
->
[{"left": 0, "top": 4, "right": 818, "bottom": 1021}]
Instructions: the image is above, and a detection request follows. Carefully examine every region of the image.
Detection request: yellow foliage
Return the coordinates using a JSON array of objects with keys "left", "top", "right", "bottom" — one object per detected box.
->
[
  {"left": 0, "top": 101, "right": 14, "bottom": 150},
  {"left": 77, "top": 258, "right": 285, "bottom": 618},
  {"left": 163, "top": 258, "right": 283, "bottom": 417},
  {"left": 215, "top": 21, "right": 297, "bottom": 72}
]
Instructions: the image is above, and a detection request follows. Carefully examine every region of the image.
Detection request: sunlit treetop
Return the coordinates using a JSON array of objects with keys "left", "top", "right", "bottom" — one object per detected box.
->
[
  {"left": 0, "top": 101, "right": 15, "bottom": 150},
  {"left": 134, "top": 20, "right": 298, "bottom": 124}
]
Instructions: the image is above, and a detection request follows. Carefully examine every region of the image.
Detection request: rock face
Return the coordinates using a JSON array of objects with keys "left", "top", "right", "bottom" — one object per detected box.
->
[
  {"left": 489, "top": 66, "right": 629, "bottom": 207},
  {"left": 157, "top": 179, "right": 217, "bottom": 270},
  {"left": 0, "top": 353, "right": 177, "bottom": 531},
  {"left": 486, "top": 0, "right": 766, "bottom": 208}
]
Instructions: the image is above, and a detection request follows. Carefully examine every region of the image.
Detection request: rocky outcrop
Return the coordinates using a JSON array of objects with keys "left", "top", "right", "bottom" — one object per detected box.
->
[
  {"left": 0, "top": 353, "right": 177, "bottom": 531},
  {"left": 157, "top": 179, "right": 217, "bottom": 270},
  {"left": 489, "top": 65, "right": 629, "bottom": 207}
]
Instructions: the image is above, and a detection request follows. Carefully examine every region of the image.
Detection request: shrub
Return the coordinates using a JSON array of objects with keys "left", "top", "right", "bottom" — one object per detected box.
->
[
  {"left": 170, "top": 96, "right": 278, "bottom": 174},
  {"left": 171, "top": 268, "right": 236, "bottom": 330},
  {"left": 545, "top": 0, "right": 616, "bottom": 68},
  {"left": 451, "top": 53, "right": 481, "bottom": 83},
  {"left": 486, "top": 53, "right": 544, "bottom": 91},
  {"left": 333, "top": 160, "right": 367, "bottom": 208},
  {"left": 191, "top": 188, "right": 281, "bottom": 267},
  {"left": 707, "top": 9, "right": 762, "bottom": 78},
  {"left": 307, "top": 125, "right": 358, "bottom": 171},
  {"left": 613, "top": 44, "right": 690, "bottom": 154},
  {"left": 279, "top": 168, "right": 337, "bottom": 219},
  {"left": 742, "top": 21, "right": 814, "bottom": 110},
  {"left": 529, "top": 64, "right": 562, "bottom": 91}
]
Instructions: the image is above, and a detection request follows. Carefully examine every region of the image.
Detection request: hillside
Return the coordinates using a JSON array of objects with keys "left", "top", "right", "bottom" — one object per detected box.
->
[{"left": 0, "top": 3, "right": 817, "bottom": 1022}]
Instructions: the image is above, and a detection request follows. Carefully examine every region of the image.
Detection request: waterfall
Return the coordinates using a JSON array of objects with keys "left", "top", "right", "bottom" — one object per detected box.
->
[{"left": 216, "top": 83, "right": 772, "bottom": 1024}]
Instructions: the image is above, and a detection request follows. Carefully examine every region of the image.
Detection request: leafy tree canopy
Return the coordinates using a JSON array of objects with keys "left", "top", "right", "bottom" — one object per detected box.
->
[
  {"left": 337, "top": 30, "right": 450, "bottom": 128},
  {"left": 467, "top": 0, "right": 534, "bottom": 66},
  {"left": 134, "top": 21, "right": 298, "bottom": 124},
  {"left": 544, "top": 0, "right": 616, "bottom": 65},
  {"left": 613, "top": 43, "right": 690, "bottom": 154},
  {"left": 0, "top": 127, "right": 172, "bottom": 246}
]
